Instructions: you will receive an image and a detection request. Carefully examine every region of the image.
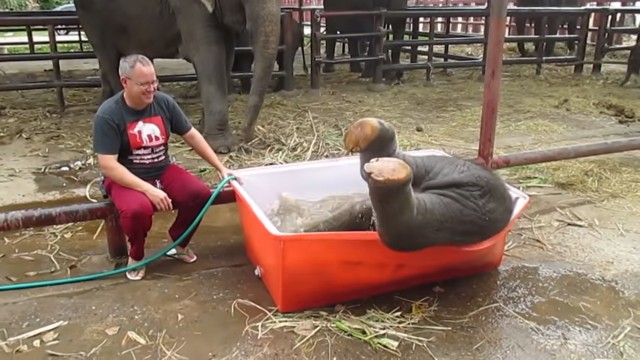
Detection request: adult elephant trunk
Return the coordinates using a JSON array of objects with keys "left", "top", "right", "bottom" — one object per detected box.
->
[{"left": 241, "top": 0, "right": 281, "bottom": 142}]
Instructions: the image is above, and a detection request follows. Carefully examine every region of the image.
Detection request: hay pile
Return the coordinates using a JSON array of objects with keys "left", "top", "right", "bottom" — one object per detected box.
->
[
  {"left": 0, "top": 64, "right": 639, "bottom": 201},
  {"left": 498, "top": 156, "right": 640, "bottom": 201},
  {"left": 231, "top": 297, "right": 448, "bottom": 357}
]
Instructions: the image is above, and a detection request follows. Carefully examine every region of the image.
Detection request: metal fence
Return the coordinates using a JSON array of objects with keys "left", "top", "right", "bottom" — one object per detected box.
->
[
  {"left": 2, "top": 2, "right": 639, "bottom": 104},
  {"left": 0, "top": 9, "right": 300, "bottom": 109},
  {"left": 0, "top": 0, "right": 639, "bottom": 260}
]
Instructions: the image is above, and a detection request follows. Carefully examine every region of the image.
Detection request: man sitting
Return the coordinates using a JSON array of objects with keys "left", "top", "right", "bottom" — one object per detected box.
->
[{"left": 92, "top": 54, "right": 236, "bottom": 281}]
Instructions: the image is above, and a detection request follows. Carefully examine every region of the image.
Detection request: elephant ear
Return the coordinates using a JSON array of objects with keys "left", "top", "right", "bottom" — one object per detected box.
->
[{"left": 198, "top": 0, "right": 215, "bottom": 13}]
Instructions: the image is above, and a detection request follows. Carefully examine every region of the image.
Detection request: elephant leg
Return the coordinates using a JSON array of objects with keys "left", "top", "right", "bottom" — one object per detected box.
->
[
  {"left": 185, "top": 33, "right": 235, "bottom": 153},
  {"left": 239, "top": 60, "right": 254, "bottom": 94},
  {"left": 515, "top": 16, "right": 528, "bottom": 57},
  {"left": 544, "top": 17, "right": 560, "bottom": 57},
  {"left": 362, "top": 157, "right": 420, "bottom": 252},
  {"left": 385, "top": 17, "right": 407, "bottom": 82},
  {"left": 532, "top": 17, "right": 544, "bottom": 56},
  {"left": 298, "top": 26, "right": 309, "bottom": 75},
  {"left": 323, "top": 19, "right": 337, "bottom": 73},
  {"left": 229, "top": 52, "right": 239, "bottom": 94},
  {"left": 231, "top": 38, "right": 252, "bottom": 94},
  {"left": 621, "top": 47, "right": 640, "bottom": 86},
  {"left": 566, "top": 18, "right": 578, "bottom": 54},
  {"left": 348, "top": 37, "right": 363, "bottom": 73},
  {"left": 361, "top": 36, "right": 378, "bottom": 78},
  {"left": 95, "top": 49, "right": 121, "bottom": 103},
  {"left": 358, "top": 39, "right": 368, "bottom": 57},
  {"left": 273, "top": 48, "right": 285, "bottom": 92}
]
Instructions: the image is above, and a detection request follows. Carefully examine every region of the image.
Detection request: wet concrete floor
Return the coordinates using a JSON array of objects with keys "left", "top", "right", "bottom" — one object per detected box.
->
[{"left": 0, "top": 189, "right": 638, "bottom": 360}]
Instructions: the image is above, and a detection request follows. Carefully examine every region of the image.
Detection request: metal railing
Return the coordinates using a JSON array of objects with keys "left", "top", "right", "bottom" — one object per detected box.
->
[
  {"left": 0, "top": 9, "right": 299, "bottom": 109},
  {"left": 1, "top": 0, "right": 639, "bottom": 262}
]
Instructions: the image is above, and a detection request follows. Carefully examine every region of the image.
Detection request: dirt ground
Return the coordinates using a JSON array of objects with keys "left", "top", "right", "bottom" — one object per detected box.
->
[{"left": 0, "top": 44, "right": 639, "bottom": 359}]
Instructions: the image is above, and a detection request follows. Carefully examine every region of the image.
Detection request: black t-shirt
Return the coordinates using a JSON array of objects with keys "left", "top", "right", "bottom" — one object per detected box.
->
[{"left": 92, "top": 90, "right": 193, "bottom": 180}]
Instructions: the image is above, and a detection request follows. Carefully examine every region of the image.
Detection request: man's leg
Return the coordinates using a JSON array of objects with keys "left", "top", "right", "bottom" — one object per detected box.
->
[
  {"left": 104, "top": 178, "right": 155, "bottom": 279},
  {"left": 158, "top": 164, "right": 212, "bottom": 262}
]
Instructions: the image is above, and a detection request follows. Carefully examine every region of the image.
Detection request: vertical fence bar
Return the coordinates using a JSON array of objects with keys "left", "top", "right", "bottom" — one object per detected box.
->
[
  {"left": 477, "top": 0, "right": 508, "bottom": 168},
  {"left": 282, "top": 10, "right": 295, "bottom": 92},
  {"left": 310, "top": 9, "right": 321, "bottom": 89},
  {"left": 574, "top": 11, "right": 591, "bottom": 75},
  {"left": 592, "top": 8, "right": 609, "bottom": 75},
  {"left": 47, "top": 24, "right": 65, "bottom": 110}
]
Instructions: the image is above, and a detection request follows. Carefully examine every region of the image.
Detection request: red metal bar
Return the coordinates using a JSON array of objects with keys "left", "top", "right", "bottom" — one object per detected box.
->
[
  {"left": 0, "top": 187, "right": 236, "bottom": 260},
  {"left": 490, "top": 137, "right": 640, "bottom": 169},
  {"left": 476, "top": 0, "right": 508, "bottom": 167},
  {"left": 0, "top": 201, "right": 116, "bottom": 232}
]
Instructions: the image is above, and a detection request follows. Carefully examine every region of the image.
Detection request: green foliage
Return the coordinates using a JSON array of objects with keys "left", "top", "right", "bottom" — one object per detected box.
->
[
  {"left": 37, "top": 0, "right": 69, "bottom": 10},
  {"left": 0, "top": 0, "right": 71, "bottom": 11},
  {"left": 0, "top": 0, "right": 30, "bottom": 11},
  {"left": 5, "top": 42, "right": 92, "bottom": 53}
]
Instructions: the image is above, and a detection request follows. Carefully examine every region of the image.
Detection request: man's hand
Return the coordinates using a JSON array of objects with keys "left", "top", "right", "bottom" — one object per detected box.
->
[
  {"left": 218, "top": 166, "right": 242, "bottom": 184},
  {"left": 144, "top": 186, "right": 173, "bottom": 211}
]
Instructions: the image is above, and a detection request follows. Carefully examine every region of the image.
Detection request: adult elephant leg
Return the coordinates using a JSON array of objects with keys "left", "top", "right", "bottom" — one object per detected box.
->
[
  {"left": 515, "top": 16, "right": 528, "bottom": 57},
  {"left": 228, "top": 32, "right": 252, "bottom": 95},
  {"left": 232, "top": 32, "right": 254, "bottom": 94},
  {"left": 544, "top": 16, "right": 560, "bottom": 57},
  {"left": 532, "top": 17, "right": 544, "bottom": 56},
  {"left": 194, "top": 41, "right": 234, "bottom": 153},
  {"left": 566, "top": 17, "right": 578, "bottom": 55},
  {"left": 348, "top": 37, "right": 364, "bottom": 73},
  {"left": 361, "top": 35, "right": 378, "bottom": 78},
  {"left": 94, "top": 49, "right": 121, "bottom": 103},
  {"left": 182, "top": 29, "right": 234, "bottom": 153},
  {"left": 385, "top": 17, "right": 407, "bottom": 82},
  {"left": 323, "top": 19, "right": 338, "bottom": 73}
]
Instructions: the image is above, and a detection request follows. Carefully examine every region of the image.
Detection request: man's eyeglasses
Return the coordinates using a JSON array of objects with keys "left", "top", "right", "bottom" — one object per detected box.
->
[{"left": 126, "top": 77, "right": 159, "bottom": 88}]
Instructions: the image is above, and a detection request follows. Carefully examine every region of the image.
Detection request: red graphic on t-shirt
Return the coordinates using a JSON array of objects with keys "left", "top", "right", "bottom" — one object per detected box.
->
[{"left": 126, "top": 116, "right": 167, "bottom": 149}]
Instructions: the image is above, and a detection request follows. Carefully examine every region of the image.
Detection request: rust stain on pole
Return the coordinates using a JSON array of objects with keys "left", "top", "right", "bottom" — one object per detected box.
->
[
  {"left": 0, "top": 187, "right": 236, "bottom": 259},
  {"left": 477, "top": 0, "right": 508, "bottom": 168}
]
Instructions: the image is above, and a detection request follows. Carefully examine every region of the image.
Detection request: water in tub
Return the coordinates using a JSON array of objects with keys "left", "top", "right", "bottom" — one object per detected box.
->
[{"left": 265, "top": 192, "right": 376, "bottom": 233}]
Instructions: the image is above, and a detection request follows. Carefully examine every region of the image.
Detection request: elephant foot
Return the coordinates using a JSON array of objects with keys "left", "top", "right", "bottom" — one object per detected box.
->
[
  {"left": 364, "top": 157, "right": 412, "bottom": 187},
  {"left": 322, "top": 63, "right": 336, "bottom": 73},
  {"left": 349, "top": 63, "right": 363, "bottom": 73},
  {"left": 360, "top": 68, "right": 374, "bottom": 79},
  {"left": 367, "top": 82, "right": 388, "bottom": 93},
  {"left": 242, "top": 125, "right": 259, "bottom": 146},
  {"left": 203, "top": 132, "right": 235, "bottom": 154},
  {"left": 343, "top": 117, "right": 382, "bottom": 153},
  {"left": 240, "top": 81, "right": 252, "bottom": 94}
]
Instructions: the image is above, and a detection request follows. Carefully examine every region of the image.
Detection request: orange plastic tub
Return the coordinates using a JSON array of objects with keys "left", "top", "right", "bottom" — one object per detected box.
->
[{"left": 230, "top": 149, "right": 530, "bottom": 313}]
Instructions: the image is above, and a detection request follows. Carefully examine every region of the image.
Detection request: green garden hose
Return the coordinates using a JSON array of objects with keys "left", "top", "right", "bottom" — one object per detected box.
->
[{"left": 0, "top": 175, "right": 236, "bottom": 291}]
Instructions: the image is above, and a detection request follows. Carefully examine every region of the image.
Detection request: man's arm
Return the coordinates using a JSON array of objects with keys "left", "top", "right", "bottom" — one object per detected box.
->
[
  {"left": 97, "top": 155, "right": 156, "bottom": 193},
  {"left": 163, "top": 93, "right": 227, "bottom": 172},
  {"left": 180, "top": 128, "right": 226, "bottom": 171},
  {"left": 93, "top": 114, "right": 155, "bottom": 193}
]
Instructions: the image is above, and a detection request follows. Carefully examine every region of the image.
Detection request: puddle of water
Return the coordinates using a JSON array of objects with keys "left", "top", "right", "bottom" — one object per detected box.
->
[{"left": 0, "top": 199, "right": 638, "bottom": 359}]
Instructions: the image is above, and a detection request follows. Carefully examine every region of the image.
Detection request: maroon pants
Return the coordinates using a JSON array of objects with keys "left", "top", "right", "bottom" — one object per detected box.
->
[{"left": 104, "top": 164, "right": 212, "bottom": 261}]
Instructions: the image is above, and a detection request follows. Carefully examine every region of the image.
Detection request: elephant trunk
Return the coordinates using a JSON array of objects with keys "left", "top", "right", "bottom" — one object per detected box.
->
[{"left": 242, "top": 0, "right": 281, "bottom": 141}]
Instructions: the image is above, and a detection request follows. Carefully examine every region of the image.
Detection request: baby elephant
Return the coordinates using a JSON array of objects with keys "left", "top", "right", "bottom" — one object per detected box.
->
[
  {"left": 232, "top": 16, "right": 307, "bottom": 94},
  {"left": 620, "top": 42, "right": 640, "bottom": 87},
  {"left": 343, "top": 118, "right": 516, "bottom": 252}
]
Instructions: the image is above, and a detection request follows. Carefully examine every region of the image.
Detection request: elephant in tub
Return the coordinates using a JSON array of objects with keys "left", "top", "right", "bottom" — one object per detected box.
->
[
  {"left": 268, "top": 118, "right": 517, "bottom": 252},
  {"left": 73, "top": 0, "right": 281, "bottom": 154},
  {"left": 343, "top": 118, "right": 515, "bottom": 252}
]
